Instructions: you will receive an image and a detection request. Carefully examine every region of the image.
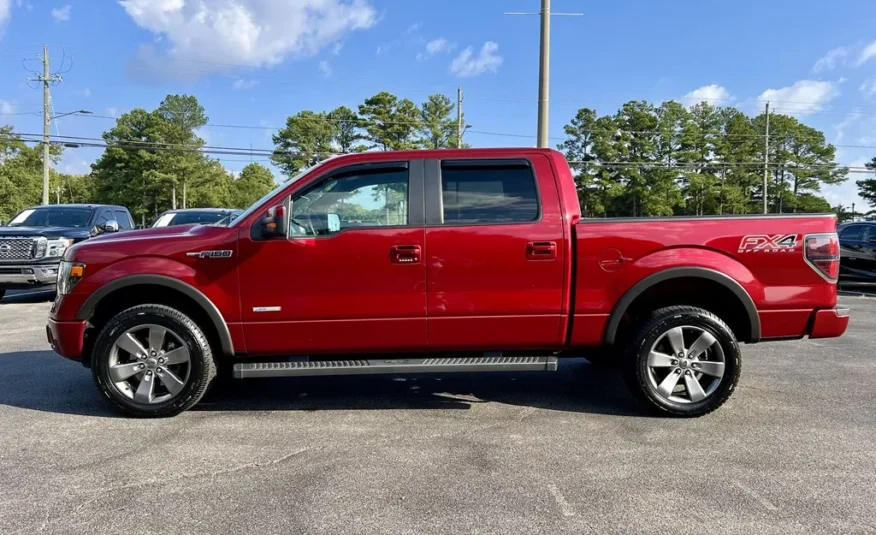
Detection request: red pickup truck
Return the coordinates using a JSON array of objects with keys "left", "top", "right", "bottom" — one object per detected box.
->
[{"left": 47, "top": 148, "right": 849, "bottom": 417}]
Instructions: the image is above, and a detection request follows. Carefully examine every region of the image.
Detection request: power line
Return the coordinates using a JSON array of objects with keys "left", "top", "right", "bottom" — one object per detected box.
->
[{"left": 10, "top": 132, "right": 873, "bottom": 175}]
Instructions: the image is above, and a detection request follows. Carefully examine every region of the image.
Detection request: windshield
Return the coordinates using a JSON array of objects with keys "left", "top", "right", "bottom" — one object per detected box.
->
[
  {"left": 8, "top": 208, "right": 92, "bottom": 228},
  {"left": 231, "top": 161, "right": 328, "bottom": 227},
  {"left": 152, "top": 211, "right": 232, "bottom": 227}
]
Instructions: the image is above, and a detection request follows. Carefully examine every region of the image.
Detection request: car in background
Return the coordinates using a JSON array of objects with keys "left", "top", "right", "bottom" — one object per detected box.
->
[
  {"left": 838, "top": 221, "right": 876, "bottom": 284},
  {"left": 151, "top": 208, "right": 242, "bottom": 228},
  {"left": 0, "top": 204, "right": 133, "bottom": 301}
]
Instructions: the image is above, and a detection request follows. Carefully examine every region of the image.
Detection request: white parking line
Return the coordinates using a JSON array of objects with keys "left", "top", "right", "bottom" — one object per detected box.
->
[
  {"left": 548, "top": 484, "right": 576, "bottom": 517},
  {"left": 733, "top": 481, "right": 778, "bottom": 512}
]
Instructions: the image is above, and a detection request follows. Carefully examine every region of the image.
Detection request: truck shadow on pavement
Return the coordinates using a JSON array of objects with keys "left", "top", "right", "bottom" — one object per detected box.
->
[{"left": 0, "top": 351, "right": 650, "bottom": 418}]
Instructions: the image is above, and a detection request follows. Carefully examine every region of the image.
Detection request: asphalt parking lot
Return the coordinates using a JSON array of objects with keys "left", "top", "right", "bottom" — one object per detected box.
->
[{"left": 1, "top": 290, "right": 874, "bottom": 535}]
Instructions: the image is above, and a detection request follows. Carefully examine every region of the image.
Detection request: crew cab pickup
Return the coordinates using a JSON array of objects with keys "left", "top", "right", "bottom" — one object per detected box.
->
[
  {"left": 0, "top": 204, "right": 133, "bottom": 301},
  {"left": 47, "top": 149, "right": 849, "bottom": 417}
]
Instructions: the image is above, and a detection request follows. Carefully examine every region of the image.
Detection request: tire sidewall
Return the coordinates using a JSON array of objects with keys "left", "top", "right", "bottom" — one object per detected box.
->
[
  {"left": 92, "top": 307, "right": 211, "bottom": 417},
  {"left": 629, "top": 311, "right": 741, "bottom": 416}
]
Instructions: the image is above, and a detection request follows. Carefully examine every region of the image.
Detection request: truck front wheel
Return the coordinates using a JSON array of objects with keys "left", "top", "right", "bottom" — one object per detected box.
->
[
  {"left": 91, "top": 304, "right": 216, "bottom": 417},
  {"left": 622, "top": 306, "right": 741, "bottom": 417}
]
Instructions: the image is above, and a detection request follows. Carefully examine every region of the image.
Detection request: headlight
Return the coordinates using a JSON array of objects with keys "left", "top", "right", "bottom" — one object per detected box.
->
[
  {"left": 45, "top": 238, "right": 73, "bottom": 258},
  {"left": 57, "top": 261, "right": 86, "bottom": 296}
]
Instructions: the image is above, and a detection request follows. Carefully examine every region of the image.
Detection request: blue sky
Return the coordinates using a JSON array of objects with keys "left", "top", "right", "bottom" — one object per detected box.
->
[{"left": 1, "top": 0, "right": 875, "bottom": 209}]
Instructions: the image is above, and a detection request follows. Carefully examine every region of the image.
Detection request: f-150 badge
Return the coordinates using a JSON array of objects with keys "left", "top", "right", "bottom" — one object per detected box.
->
[
  {"left": 738, "top": 234, "right": 798, "bottom": 253},
  {"left": 186, "top": 250, "right": 233, "bottom": 258}
]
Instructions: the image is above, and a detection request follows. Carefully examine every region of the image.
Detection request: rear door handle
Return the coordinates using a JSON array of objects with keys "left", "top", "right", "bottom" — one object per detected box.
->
[
  {"left": 390, "top": 244, "right": 421, "bottom": 264},
  {"left": 526, "top": 241, "right": 557, "bottom": 260}
]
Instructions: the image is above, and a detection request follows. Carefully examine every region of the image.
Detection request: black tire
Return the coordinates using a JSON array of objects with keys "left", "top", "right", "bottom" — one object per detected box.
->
[
  {"left": 0, "top": 289, "right": 6, "bottom": 301},
  {"left": 622, "top": 306, "right": 741, "bottom": 417},
  {"left": 92, "top": 304, "right": 216, "bottom": 417}
]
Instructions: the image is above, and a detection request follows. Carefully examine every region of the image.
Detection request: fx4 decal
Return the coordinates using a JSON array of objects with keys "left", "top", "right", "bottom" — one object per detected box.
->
[
  {"left": 738, "top": 234, "right": 798, "bottom": 253},
  {"left": 186, "top": 250, "right": 233, "bottom": 259}
]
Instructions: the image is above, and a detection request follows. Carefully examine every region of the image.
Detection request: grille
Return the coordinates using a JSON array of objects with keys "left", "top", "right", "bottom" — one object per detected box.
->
[{"left": 0, "top": 238, "right": 35, "bottom": 261}]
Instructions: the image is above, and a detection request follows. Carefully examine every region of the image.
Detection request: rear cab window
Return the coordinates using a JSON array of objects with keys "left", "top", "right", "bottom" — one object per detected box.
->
[{"left": 439, "top": 160, "right": 540, "bottom": 224}]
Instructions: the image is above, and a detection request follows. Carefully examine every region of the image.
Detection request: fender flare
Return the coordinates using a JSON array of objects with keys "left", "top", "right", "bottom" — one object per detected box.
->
[
  {"left": 76, "top": 274, "right": 234, "bottom": 357},
  {"left": 604, "top": 267, "right": 761, "bottom": 345}
]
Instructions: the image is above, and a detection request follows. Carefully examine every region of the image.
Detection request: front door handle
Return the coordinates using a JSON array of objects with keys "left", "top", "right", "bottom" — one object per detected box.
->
[
  {"left": 390, "top": 244, "right": 421, "bottom": 264},
  {"left": 526, "top": 241, "right": 557, "bottom": 260}
]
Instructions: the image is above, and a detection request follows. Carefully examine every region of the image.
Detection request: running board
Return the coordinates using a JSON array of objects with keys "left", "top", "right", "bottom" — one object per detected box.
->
[{"left": 233, "top": 356, "right": 558, "bottom": 379}]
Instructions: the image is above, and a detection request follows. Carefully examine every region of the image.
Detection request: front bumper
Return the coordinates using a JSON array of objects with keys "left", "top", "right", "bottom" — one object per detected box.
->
[
  {"left": 0, "top": 263, "right": 59, "bottom": 288},
  {"left": 47, "top": 317, "right": 87, "bottom": 360},
  {"left": 809, "top": 307, "right": 850, "bottom": 339}
]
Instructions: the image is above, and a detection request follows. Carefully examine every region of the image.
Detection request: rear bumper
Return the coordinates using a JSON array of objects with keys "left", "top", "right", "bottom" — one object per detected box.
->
[
  {"left": 46, "top": 317, "right": 87, "bottom": 360},
  {"left": 809, "top": 307, "right": 850, "bottom": 339},
  {"left": 0, "top": 263, "right": 59, "bottom": 287}
]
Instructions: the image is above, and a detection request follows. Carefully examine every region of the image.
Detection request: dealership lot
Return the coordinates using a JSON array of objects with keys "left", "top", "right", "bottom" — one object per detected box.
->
[{"left": 0, "top": 292, "right": 874, "bottom": 535}]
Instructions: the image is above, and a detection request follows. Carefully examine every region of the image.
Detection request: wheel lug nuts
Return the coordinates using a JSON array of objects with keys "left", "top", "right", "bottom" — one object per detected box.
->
[
  {"left": 671, "top": 359, "right": 678, "bottom": 365},
  {"left": 158, "top": 358, "right": 165, "bottom": 364}
]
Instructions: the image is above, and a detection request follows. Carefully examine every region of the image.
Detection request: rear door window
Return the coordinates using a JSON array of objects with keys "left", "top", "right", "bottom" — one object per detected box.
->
[
  {"left": 440, "top": 161, "right": 539, "bottom": 224},
  {"left": 113, "top": 210, "right": 132, "bottom": 229},
  {"left": 841, "top": 225, "right": 864, "bottom": 241}
]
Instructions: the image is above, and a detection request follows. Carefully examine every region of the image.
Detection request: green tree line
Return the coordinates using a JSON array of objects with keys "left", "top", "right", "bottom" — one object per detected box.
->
[
  {"left": 3, "top": 91, "right": 875, "bottom": 224},
  {"left": 270, "top": 91, "right": 467, "bottom": 176},
  {"left": 558, "top": 101, "right": 849, "bottom": 217},
  {"left": 0, "top": 96, "right": 276, "bottom": 225}
]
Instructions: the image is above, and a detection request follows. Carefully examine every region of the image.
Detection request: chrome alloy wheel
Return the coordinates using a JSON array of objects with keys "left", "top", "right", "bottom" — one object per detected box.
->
[
  {"left": 646, "top": 325, "right": 726, "bottom": 404},
  {"left": 108, "top": 324, "right": 191, "bottom": 404}
]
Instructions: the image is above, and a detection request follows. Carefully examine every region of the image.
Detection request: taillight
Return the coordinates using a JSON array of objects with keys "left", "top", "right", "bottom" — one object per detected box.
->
[{"left": 804, "top": 233, "right": 839, "bottom": 282}]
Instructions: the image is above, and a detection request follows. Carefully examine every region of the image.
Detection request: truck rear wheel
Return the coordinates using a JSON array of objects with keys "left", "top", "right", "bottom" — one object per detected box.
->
[
  {"left": 91, "top": 304, "right": 216, "bottom": 417},
  {"left": 622, "top": 306, "right": 741, "bottom": 417}
]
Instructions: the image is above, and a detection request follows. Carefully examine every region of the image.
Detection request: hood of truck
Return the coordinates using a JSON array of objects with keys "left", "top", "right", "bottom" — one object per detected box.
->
[
  {"left": 66, "top": 224, "right": 238, "bottom": 265},
  {"left": 0, "top": 226, "right": 92, "bottom": 240}
]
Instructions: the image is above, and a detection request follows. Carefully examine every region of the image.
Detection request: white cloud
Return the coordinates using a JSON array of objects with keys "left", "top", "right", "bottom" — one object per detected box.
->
[
  {"left": 427, "top": 38, "right": 450, "bottom": 55},
  {"left": 232, "top": 78, "right": 260, "bottom": 90},
  {"left": 405, "top": 22, "right": 421, "bottom": 35},
  {"left": 450, "top": 41, "right": 503, "bottom": 77},
  {"left": 119, "top": 0, "right": 377, "bottom": 71},
  {"left": 756, "top": 80, "right": 839, "bottom": 115},
  {"left": 0, "top": 0, "right": 11, "bottom": 33},
  {"left": 812, "top": 46, "right": 848, "bottom": 73},
  {"left": 318, "top": 60, "right": 332, "bottom": 77},
  {"left": 417, "top": 37, "right": 453, "bottom": 60},
  {"left": 682, "top": 84, "right": 733, "bottom": 105},
  {"left": 331, "top": 42, "right": 343, "bottom": 56},
  {"left": 0, "top": 99, "right": 16, "bottom": 115},
  {"left": 854, "top": 40, "right": 876, "bottom": 67},
  {"left": 50, "top": 4, "right": 70, "bottom": 22},
  {"left": 834, "top": 113, "right": 860, "bottom": 143},
  {"left": 376, "top": 40, "right": 399, "bottom": 55},
  {"left": 861, "top": 79, "right": 876, "bottom": 97},
  {"left": 105, "top": 107, "right": 118, "bottom": 117}
]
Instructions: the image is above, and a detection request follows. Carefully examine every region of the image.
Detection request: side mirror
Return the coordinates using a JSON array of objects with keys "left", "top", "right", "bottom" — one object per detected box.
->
[
  {"left": 103, "top": 220, "right": 120, "bottom": 233},
  {"left": 260, "top": 203, "right": 289, "bottom": 238}
]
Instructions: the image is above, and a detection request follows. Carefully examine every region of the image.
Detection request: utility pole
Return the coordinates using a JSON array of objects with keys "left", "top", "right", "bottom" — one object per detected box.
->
[
  {"left": 505, "top": 3, "right": 583, "bottom": 148},
  {"left": 763, "top": 101, "right": 770, "bottom": 214},
  {"left": 457, "top": 85, "right": 463, "bottom": 149},
  {"left": 537, "top": 0, "right": 550, "bottom": 148},
  {"left": 42, "top": 45, "right": 51, "bottom": 205},
  {"left": 27, "top": 45, "right": 71, "bottom": 205}
]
